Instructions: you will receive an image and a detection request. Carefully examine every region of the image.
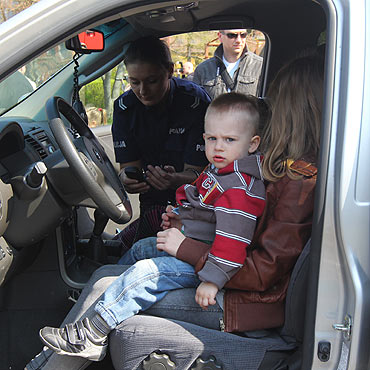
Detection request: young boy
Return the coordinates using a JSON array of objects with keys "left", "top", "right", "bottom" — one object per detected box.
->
[
  {"left": 173, "top": 92, "right": 265, "bottom": 308},
  {"left": 39, "top": 93, "right": 266, "bottom": 362}
]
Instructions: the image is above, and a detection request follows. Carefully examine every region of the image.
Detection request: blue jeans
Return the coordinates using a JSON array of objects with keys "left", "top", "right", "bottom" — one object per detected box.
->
[
  {"left": 95, "top": 237, "right": 202, "bottom": 329},
  {"left": 117, "top": 236, "right": 169, "bottom": 265}
]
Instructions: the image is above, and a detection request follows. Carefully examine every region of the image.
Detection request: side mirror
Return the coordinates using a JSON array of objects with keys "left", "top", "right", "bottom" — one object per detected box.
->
[{"left": 65, "top": 30, "right": 104, "bottom": 54}]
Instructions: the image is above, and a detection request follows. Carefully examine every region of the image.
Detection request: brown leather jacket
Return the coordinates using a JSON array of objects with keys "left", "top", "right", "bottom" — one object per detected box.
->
[{"left": 176, "top": 160, "right": 317, "bottom": 333}]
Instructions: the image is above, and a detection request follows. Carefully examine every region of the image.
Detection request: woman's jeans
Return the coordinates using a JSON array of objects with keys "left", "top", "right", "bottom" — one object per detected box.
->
[{"left": 96, "top": 237, "right": 201, "bottom": 329}]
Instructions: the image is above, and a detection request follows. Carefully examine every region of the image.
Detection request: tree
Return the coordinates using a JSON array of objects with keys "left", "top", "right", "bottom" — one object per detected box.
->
[
  {"left": 102, "top": 61, "right": 126, "bottom": 120},
  {"left": 0, "top": 0, "right": 39, "bottom": 22}
]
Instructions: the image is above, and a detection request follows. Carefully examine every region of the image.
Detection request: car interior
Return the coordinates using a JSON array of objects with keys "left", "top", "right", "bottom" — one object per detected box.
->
[{"left": 0, "top": 0, "right": 329, "bottom": 369}]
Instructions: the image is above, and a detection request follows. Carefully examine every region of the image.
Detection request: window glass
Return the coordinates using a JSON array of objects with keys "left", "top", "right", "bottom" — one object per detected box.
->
[
  {"left": 81, "top": 30, "right": 265, "bottom": 128},
  {"left": 0, "top": 44, "right": 74, "bottom": 114}
]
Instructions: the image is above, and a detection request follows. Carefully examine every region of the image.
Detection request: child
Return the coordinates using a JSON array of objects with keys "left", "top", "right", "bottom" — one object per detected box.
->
[
  {"left": 39, "top": 92, "right": 266, "bottom": 362},
  {"left": 172, "top": 92, "right": 265, "bottom": 308},
  {"left": 86, "top": 106, "right": 107, "bottom": 127}
]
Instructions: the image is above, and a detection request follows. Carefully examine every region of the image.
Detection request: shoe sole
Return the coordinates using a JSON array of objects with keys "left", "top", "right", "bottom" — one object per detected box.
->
[{"left": 39, "top": 329, "right": 107, "bottom": 362}]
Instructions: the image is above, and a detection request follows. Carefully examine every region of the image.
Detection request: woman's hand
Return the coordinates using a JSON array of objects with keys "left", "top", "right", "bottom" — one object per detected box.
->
[
  {"left": 119, "top": 168, "right": 150, "bottom": 194},
  {"left": 195, "top": 282, "right": 218, "bottom": 310},
  {"left": 156, "top": 228, "right": 185, "bottom": 256},
  {"left": 145, "top": 165, "right": 176, "bottom": 190},
  {"left": 161, "top": 205, "right": 182, "bottom": 230}
]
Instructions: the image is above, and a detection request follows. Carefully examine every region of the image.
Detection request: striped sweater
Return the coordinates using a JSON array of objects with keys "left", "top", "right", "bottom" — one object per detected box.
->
[{"left": 176, "top": 153, "right": 266, "bottom": 289}]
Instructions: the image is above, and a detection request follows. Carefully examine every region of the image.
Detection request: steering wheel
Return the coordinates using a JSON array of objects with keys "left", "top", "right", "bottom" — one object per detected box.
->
[{"left": 46, "top": 97, "right": 132, "bottom": 224}]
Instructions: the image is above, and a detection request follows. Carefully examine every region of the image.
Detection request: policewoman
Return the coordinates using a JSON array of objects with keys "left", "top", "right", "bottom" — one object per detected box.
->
[{"left": 112, "top": 36, "right": 210, "bottom": 252}]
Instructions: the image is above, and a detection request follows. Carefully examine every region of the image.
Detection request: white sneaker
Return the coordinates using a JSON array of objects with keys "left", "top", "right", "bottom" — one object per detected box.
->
[{"left": 39, "top": 317, "right": 107, "bottom": 362}]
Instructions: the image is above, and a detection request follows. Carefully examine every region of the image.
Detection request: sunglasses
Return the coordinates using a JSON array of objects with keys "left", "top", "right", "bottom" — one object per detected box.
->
[{"left": 223, "top": 32, "right": 247, "bottom": 39}]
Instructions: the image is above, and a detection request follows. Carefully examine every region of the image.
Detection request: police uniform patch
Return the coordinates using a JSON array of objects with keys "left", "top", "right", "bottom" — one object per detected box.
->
[
  {"left": 190, "top": 97, "right": 200, "bottom": 109},
  {"left": 114, "top": 140, "right": 126, "bottom": 148},
  {"left": 118, "top": 97, "right": 128, "bottom": 111}
]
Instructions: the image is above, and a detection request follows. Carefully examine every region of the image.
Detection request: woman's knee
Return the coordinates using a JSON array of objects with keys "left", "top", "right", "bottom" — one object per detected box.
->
[{"left": 90, "top": 265, "right": 128, "bottom": 283}]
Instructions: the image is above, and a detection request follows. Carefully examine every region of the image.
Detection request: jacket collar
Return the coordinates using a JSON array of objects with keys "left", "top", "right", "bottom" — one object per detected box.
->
[{"left": 211, "top": 153, "right": 264, "bottom": 180}]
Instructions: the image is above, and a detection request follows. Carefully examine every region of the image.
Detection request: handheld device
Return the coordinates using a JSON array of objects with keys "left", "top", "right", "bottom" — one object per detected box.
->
[{"left": 124, "top": 166, "right": 146, "bottom": 182}]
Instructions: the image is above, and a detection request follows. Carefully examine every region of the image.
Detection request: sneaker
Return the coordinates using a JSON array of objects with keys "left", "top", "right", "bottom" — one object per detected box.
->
[{"left": 39, "top": 317, "right": 108, "bottom": 362}]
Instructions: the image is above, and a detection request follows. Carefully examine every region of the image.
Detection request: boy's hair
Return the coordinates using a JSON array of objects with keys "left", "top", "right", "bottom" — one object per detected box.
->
[
  {"left": 124, "top": 36, "right": 174, "bottom": 72},
  {"left": 205, "top": 92, "right": 267, "bottom": 135}
]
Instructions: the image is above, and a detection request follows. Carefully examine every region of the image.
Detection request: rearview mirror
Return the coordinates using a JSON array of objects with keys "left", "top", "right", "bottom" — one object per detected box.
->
[{"left": 65, "top": 30, "right": 104, "bottom": 54}]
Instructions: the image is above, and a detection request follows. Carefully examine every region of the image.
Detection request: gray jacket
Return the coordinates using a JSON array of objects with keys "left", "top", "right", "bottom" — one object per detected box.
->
[{"left": 193, "top": 44, "right": 263, "bottom": 99}]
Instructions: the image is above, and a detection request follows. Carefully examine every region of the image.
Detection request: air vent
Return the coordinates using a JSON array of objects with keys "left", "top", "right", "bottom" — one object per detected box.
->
[
  {"left": 35, "top": 131, "right": 53, "bottom": 151},
  {"left": 25, "top": 133, "right": 48, "bottom": 159}
]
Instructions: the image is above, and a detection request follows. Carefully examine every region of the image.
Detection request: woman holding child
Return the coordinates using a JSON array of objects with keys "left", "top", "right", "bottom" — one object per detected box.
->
[
  {"left": 165, "top": 53, "right": 323, "bottom": 332},
  {"left": 25, "top": 51, "right": 324, "bottom": 370}
]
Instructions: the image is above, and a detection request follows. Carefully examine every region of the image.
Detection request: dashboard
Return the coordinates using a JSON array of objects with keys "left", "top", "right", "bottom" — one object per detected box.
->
[
  {"left": 0, "top": 118, "right": 71, "bottom": 248},
  {"left": 0, "top": 118, "right": 57, "bottom": 171},
  {"left": 0, "top": 114, "right": 126, "bottom": 288},
  {"left": 0, "top": 117, "right": 73, "bottom": 285}
]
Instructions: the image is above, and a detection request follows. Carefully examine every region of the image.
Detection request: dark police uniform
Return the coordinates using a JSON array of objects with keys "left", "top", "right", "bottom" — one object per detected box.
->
[{"left": 112, "top": 77, "right": 210, "bottom": 208}]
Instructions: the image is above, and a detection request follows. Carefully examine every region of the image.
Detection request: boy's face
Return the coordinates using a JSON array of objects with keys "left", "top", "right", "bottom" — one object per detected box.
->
[{"left": 203, "top": 109, "right": 260, "bottom": 169}]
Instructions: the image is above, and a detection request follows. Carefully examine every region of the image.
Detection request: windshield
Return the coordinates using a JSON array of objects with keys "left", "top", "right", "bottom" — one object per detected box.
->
[{"left": 0, "top": 43, "right": 74, "bottom": 114}]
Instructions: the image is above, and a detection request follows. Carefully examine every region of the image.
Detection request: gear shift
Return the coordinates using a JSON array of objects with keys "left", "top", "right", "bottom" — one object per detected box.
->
[{"left": 87, "top": 209, "right": 109, "bottom": 263}]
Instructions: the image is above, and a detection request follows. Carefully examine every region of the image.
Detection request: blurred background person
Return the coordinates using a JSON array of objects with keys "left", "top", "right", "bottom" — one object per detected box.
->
[
  {"left": 86, "top": 106, "right": 107, "bottom": 128},
  {"left": 183, "top": 61, "right": 194, "bottom": 80},
  {"left": 193, "top": 29, "right": 262, "bottom": 99}
]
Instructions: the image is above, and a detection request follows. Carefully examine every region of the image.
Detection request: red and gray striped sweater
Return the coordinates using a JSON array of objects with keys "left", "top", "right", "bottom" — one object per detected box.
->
[{"left": 176, "top": 153, "right": 266, "bottom": 289}]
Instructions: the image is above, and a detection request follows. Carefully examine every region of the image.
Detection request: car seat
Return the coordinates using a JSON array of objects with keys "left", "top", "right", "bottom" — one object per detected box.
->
[{"left": 109, "top": 240, "right": 311, "bottom": 369}]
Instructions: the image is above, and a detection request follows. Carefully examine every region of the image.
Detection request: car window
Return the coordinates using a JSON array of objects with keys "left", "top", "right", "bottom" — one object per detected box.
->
[
  {"left": 82, "top": 30, "right": 265, "bottom": 128},
  {"left": 0, "top": 44, "right": 74, "bottom": 114}
]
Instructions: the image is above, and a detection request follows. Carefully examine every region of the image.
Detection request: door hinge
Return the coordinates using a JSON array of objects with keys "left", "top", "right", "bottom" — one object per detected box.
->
[{"left": 333, "top": 314, "right": 352, "bottom": 340}]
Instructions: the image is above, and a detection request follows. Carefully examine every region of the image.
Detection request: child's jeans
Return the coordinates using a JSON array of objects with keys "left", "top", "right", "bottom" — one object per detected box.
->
[
  {"left": 95, "top": 237, "right": 201, "bottom": 329},
  {"left": 117, "top": 236, "right": 169, "bottom": 265}
]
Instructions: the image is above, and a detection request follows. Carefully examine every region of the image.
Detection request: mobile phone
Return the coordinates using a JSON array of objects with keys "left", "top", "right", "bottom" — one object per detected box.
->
[{"left": 124, "top": 166, "right": 146, "bottom": 182}]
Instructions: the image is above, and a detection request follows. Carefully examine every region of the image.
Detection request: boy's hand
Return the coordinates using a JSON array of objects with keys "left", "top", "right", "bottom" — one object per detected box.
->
[
  {"left": 156, "top": 228, "right": 185, "bottom": 256},
  {"left": 195, "top": 282, "right": 218, "bottom": 310},
  {"left": 161, "top": 205, "right": 182, "bottom": 230}
]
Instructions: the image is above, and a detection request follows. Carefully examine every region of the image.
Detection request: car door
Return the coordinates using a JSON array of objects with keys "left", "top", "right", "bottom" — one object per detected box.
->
[{"left": 304, "top": 0, "right": 370, "bottom": 368}]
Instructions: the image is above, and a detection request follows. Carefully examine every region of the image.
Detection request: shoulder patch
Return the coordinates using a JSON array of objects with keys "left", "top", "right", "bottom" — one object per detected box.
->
[
  {"left": 190, "top": 97, "right": 200, "bottom": 109},
  {"left": 116, "top": 90, "right": 137, "bottom": 111},
  {"left": 118, "top": 96, "right": 128, "bottom": 111},
  {"left": 289, "top": 160, "right": 317, "bottom": 177}
]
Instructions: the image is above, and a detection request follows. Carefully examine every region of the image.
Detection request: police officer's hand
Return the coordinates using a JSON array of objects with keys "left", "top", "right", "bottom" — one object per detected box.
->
[
  {"left": 145, "top": 165, "right": 176, "bottom": 190},
  {"left": 118, "top": 168, "right": 150, "bottom": 194}
]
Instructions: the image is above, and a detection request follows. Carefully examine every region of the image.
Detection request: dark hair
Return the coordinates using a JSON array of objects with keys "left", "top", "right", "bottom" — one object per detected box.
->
[
  {"left": 206, "top": 92, "right": 268, "bottom": 135},
  {"left": 124, "top": 36, "right": 174, "bottom": 71},
  {"left": 262, "top": 52, "right": 324, "bottom": 181}
]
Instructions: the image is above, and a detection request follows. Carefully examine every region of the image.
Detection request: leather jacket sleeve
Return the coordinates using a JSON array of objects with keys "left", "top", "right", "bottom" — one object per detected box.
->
[{"left": 176, "top": 173, "right": 316, "bottom": 292}]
